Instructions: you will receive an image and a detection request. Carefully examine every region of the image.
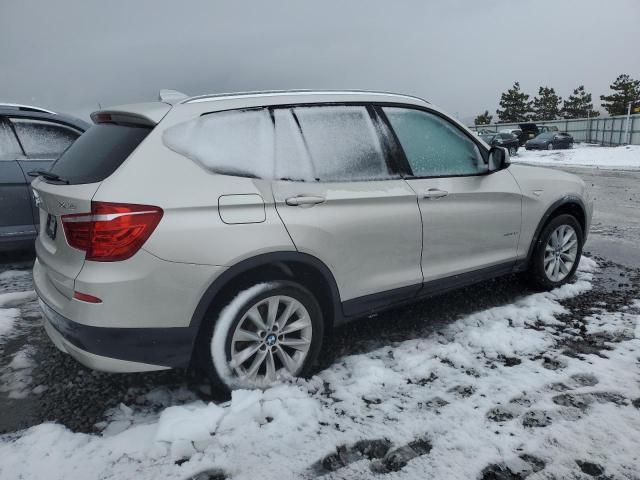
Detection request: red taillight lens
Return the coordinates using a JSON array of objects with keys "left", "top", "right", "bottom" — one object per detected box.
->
[
  {"left": 73, "top": 291, "right": 102, "bottom": 303},
  {"left": 62, "top": 202, "right": 163, "bottom": 261}
]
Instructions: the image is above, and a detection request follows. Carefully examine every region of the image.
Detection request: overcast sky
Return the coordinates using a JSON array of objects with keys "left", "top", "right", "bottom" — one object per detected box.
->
[{"left": 1, "top": 0, "right": 638, "bottom": 123}]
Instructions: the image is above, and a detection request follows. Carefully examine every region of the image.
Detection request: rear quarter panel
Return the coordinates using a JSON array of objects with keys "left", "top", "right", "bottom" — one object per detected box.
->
[{"left": 91, "top": 117, "right": 295, "bottom": 267}]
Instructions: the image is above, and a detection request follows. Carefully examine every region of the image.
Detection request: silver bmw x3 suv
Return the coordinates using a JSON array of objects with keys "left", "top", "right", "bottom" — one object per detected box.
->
[{"left": 33, "top": 90, "right": 592, "bottom": 389}]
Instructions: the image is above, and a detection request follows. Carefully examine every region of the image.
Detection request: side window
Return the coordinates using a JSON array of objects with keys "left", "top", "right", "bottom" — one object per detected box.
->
[
  {"left": 0, "top": 120, "right": 22, "bottom": 160},
  {"left": 273, "top": 109, "right": 314, "bottom": 181},
  {"left": 290, "top": 105, "right": 392, "bottom": 182},
  {"left": 11, "top": 118, "right": 79, "bottom": 159},
  {"left": 162, "top": 108, "right": 274, "bottom": 179},
  {"left": 383, "top": 107, "right": 487, "bottom": 177}
]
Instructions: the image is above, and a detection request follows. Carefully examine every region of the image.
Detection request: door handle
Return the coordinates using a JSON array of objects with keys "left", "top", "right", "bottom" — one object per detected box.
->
[
  {"left": 423, "top": 189, "right": 449, "bottom": 199},
  {"left": 285, "top": 195, "right": 326, "bottom": 206}
]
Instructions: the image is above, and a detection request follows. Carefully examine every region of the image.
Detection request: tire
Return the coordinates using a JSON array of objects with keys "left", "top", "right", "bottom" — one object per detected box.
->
[
  {"left": 508, "top": 146, "right": 517, "bottom": 156},
  {"left": 198, "top": 281, "right": 324, "bottom": 390},
  {"left": 547, "top": 143, "right": 554, "bottom": 150},
  {"left": 524, "top": 214, "right": 583, "bottom": 290}
]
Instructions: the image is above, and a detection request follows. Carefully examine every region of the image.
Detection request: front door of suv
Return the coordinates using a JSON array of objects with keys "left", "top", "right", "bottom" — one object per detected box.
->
[
  {"left": 270, "top": 105, "right": 423, "bottom": 312},
  {"left": 380, "top": 106, "right": 522, "bottom": 283}
]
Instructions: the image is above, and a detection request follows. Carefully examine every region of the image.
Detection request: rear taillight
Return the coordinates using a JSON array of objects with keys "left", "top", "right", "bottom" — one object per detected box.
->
[{"left": 61, "top": 202, "right": 163, "bottom": 261}]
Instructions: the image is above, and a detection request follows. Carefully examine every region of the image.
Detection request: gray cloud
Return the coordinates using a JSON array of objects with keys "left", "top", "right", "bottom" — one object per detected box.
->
[{"left": 1, "top": 0, "right": 638, "bottom": 123}]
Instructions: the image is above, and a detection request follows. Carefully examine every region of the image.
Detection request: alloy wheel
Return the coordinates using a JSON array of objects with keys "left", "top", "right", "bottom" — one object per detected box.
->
[
  {"left": 544, "top": 224, "right": 578, "bottom": 282},
  {"left": 229, "top": 295, "right": 312, "bottom": 384}
]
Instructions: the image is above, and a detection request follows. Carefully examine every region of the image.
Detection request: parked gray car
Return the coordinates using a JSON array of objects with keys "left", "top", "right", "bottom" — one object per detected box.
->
[
  {"left": 0, "top": 104, "right": 88, "bottom": 250},
  {"left": 525, "top": 132, "right": 574, "bottom": 150},
  {"left": 32, "top": 90, "right": 592, "bottom": 390}
]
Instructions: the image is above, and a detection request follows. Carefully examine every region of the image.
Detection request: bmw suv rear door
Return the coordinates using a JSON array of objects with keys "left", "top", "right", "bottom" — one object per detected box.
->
[{"left": 270, "top": 105, "right": 423, "bottom": 315}]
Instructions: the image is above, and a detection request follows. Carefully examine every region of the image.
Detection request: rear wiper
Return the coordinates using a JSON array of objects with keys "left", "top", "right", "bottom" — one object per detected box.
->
[{"left": 28, "top": 169, "right": 69, "bottom": 184}]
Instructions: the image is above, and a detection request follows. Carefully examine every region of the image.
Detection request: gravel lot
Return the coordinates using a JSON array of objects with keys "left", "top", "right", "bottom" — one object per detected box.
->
[{"left": 0, "top": 164, "right": 638, "bottom": 479}]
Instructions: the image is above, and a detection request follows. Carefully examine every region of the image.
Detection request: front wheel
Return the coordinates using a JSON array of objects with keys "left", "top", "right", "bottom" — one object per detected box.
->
[
  {"left": 524, "top": 214, "right": 583, "bottom": 290},
  {"left": 547, "top": 143, "right": 554, "bottom": 150},
  {"left": 200, "top": 281, "right": 324, "bottom": 390},
  {"left": 508, "top": 146, "right": 517, "bottom": 156}
]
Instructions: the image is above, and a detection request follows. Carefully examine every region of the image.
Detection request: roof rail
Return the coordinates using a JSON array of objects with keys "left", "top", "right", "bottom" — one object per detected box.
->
[
  {"left": 0, "top": 103, "right": 56, "bottom": 114},
  {"left": 181, "top": 89, "right": 429, "bottom": 105}
]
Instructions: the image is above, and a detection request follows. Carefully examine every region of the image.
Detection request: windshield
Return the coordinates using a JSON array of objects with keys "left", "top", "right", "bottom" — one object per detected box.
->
[{"left": 479, "top": 134, "right": 496, "bottom": 143}]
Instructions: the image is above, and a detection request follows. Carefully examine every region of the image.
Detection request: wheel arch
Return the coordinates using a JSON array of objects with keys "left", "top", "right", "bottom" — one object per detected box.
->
[
  {"left": 526, "top": 196, "right": 587, "bottom": 263},
  {"left": 188, "top": 251, "right": 342, "bottom": 364}
]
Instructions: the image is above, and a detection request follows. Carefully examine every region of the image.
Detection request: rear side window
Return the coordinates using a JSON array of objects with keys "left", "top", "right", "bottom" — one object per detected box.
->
[
  {"left": 384, "top": 107, "right": 486, "bottom": 177},
  {"left": 50, "top": 124, "right": 150, "bottom": 184},
  {"left": 163, "top": 109, "right": 274, "bottom": 179},
  {"left": 0, "top": 120, "right": 22, "bottom": 160},
  {"left": 163, "top": 105, "right": 394, "bottom": 182},
  {"left": 291, "top": 106, "right": 391, "bottom": 182},
  {"left": 11, "top": 118, "right": 79, "bottom": 158}
]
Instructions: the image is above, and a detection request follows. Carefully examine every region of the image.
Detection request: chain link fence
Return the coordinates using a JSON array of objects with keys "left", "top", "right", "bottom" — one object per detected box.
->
[{"left": 469, "top": 114, "right": 640, "bottom": 146}]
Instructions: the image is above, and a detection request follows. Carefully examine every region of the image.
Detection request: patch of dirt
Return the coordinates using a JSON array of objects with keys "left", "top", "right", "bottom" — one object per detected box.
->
[
  {"left": 317, "top": 438, "right": 391, "bottom": 473},
  {"left": 480, "top": 454, "right": 545, "bottom": 480},
  {"left": 370, "top": 437, "right": 432, "bottom": 473},
  {"left": 569, "top": 373, "right": 599, "bottom": 387},
  {"left": 448, "top": 385, "right": 476, "bottom": 398},
  {"left": 522, "top": 410, "right": 553, "bottom": 428},
  {"left": 576, "top": 460, "right": 605, "bottom": 477},
  {"left": 487, "top": 406, "right": 516, "bottom": 422}
]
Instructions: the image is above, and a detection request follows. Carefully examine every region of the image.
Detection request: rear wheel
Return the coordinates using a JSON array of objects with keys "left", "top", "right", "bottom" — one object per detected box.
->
[
  {"left": 524, "top": 214, "right": 583, "bottom": 290},
  {"left": 199, "top": 281, "right": 324, "bottom": 390},
  {"left": 547, "top": 143, "right": 554, "bottom": 150},
  {"left": 508, "top": 146, "right": 517, "bottom": 156}
]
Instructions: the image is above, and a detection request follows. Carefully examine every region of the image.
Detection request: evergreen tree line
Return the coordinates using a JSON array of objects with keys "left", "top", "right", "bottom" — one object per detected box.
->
[{"left": 474, "top": 74, "right": 640, "bottom": 125}]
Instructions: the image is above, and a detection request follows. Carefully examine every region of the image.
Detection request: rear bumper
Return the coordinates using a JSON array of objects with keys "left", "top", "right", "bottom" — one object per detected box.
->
[{"left": 40, "top": 298, "right": 197, "bottom": 371}]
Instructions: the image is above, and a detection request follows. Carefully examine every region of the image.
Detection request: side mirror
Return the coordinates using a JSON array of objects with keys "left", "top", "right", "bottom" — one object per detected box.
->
[{"left": 488, "top": 146, "right": 510, "bottom": 172}]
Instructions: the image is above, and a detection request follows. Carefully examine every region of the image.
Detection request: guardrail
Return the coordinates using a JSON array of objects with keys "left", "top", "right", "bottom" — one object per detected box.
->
[{"left": 470, "top": 114, "right": 640, "bottom": 146}]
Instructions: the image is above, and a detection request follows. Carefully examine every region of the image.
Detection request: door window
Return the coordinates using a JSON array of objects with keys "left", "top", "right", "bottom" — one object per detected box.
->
[
  {"left": 383, "top": 107, "right": 486, "bottom": 177},
  {"left": 0, "top": 120, "right": 22, "bottom": 160},
  {"left": 11, "top": 118, "right": 79, "bottom": 159},
  {"left": 290, "top": 105, "right": 393, "bottom": 182}
]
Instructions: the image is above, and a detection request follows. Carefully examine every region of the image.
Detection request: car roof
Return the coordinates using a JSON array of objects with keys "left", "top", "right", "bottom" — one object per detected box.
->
[
  {"left": 93, "top": 90, "right": 434, "bottom": 127},
  {"left": 0, "top": 105, "right": 90, "bottom": 131}
]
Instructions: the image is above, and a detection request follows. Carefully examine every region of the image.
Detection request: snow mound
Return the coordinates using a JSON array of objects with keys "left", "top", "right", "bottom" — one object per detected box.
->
[{"left": 513, "top": 144, "right": 640, "bottom": 170}]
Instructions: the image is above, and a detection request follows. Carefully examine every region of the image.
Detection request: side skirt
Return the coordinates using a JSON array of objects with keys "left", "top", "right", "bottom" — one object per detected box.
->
[{"left": 340, "top": 260, "right": 526, "bottom": 323}]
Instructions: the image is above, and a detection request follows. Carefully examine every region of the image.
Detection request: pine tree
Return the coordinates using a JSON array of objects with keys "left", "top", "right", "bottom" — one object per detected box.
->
[
  {"left": 532, "top": 86, "right": 562, "bottom": 121},
  {"left": 600, "top": 74, "right": 640, "bottom": 116},
  {"left": 474, "top": 110, "right": 493, "bottom": 125},
  {"left": 561, "top": 85, "right": 599, "bottom": 119},
  {"left": 496, "top": 82, "right": 532, "bottom": 122}
]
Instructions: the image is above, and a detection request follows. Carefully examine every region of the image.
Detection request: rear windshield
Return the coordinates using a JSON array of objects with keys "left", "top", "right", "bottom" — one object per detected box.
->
[{"left": 49, "top": 124, "right": 151, "bottom": 184}]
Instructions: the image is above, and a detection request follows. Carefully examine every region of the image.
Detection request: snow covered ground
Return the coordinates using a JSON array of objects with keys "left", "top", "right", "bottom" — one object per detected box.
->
[
  {"left": 512, "top": 144, "right": 640, "bottom": 170},
  {"left": 1, "top": 257, "right": 639, "bottom": 480}
]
